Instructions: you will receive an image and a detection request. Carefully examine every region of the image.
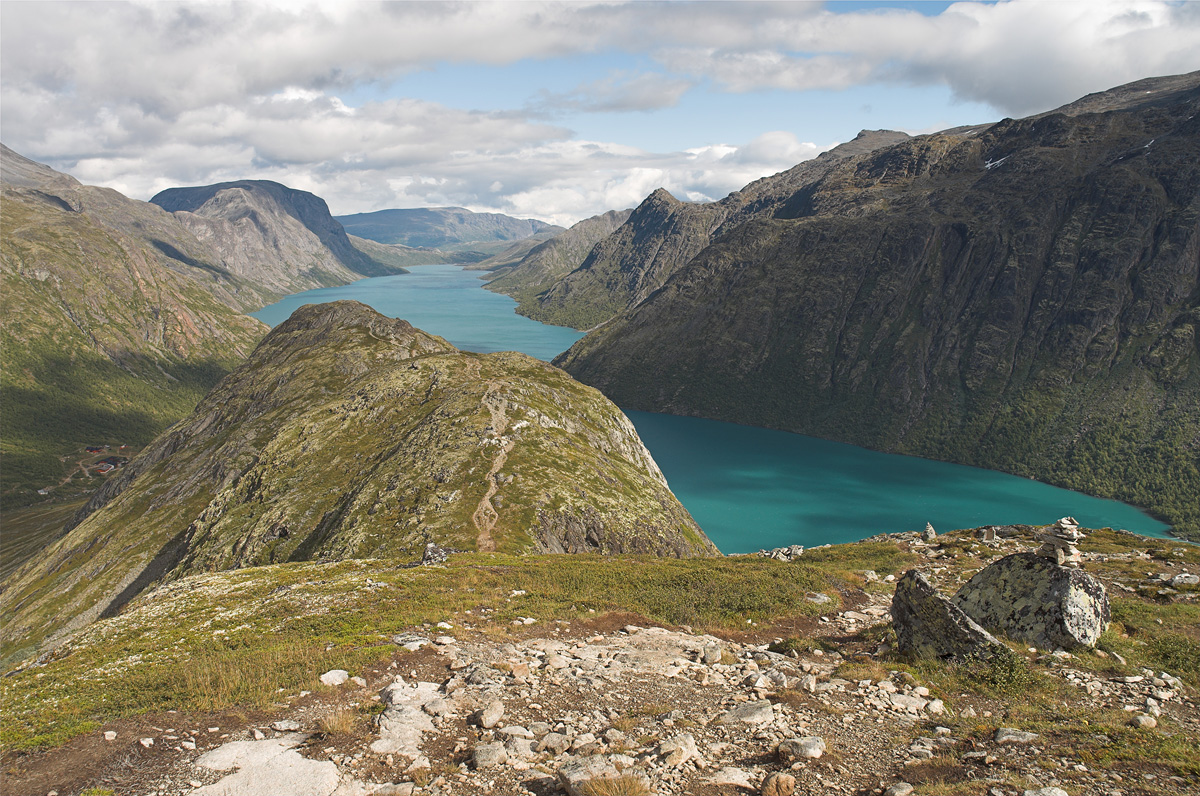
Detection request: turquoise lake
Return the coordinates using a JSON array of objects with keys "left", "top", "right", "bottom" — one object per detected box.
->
[{"left": 252, "top": 264, "right": 1173, "bottom": 553}]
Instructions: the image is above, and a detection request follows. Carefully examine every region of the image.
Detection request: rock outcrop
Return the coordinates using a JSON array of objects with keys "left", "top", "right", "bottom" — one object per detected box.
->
[
  {"left": 953, "top": 552, "right": 1111, "bottom": 650},
  {"left": 892, "top": 570, "right": 1008, "bottom": 661}
]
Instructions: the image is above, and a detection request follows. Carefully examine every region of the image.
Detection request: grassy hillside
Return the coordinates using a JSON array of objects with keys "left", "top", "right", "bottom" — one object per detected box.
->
[
  {"left": 0, "top": 188, "right": 266, "bottom": 508},
  {"left": 0, "top": 302, "right": 712, "bottom": 664}
]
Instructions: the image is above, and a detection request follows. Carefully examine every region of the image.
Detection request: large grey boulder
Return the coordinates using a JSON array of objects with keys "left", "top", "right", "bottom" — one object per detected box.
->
[
  {"left": 892, "top": 570, "right": 1007, "bottom": 661},
  {"left": 953, "top": 552, "right": 1110, "bottom": 650}
]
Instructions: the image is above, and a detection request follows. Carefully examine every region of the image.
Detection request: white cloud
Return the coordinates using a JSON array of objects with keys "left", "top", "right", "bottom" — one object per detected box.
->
[
  {"left": 2, "top": 1, "right": 1197, "bottom": 226},
  {"left": 530, "top": 72, "right": 696, "bottom": 114}
]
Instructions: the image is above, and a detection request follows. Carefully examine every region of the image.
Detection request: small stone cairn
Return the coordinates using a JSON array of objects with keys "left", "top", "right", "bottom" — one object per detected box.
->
[
  {"left": 921, "top": 523, "right": 937, "bottom": 542},
  {"left": 1036, "top": 517, "right": 1084, "bottom": 567},
  {"left": 759, "top": 544, "right": 804, "bottom": 561}
]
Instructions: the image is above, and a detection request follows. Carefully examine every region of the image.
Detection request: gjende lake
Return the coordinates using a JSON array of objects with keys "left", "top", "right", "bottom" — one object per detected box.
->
[{"left": 253, "top": 264, "right": 1173, "bottom": 553}]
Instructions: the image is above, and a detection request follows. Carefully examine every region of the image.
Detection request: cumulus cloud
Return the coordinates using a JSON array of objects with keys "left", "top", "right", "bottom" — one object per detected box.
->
[
  {"left": 2, "top": 1, "right": 1198, "bottom": 225},
  {"left": 529, "top": 72, "right": 695, "bottom": 114}
]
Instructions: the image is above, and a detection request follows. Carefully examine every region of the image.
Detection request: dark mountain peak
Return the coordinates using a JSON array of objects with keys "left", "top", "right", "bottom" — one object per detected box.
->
[
  {"left": 822, "top": 129, "right": 913, "bottom": 160},
  {"left": 643, "top": 187, "right": 681, "bottom": 206},
  {"left": 151, "top": 179, "right": 348, "bottom": 250},
  {"left": 1040, "top": 70, "right": 1200, "bottom": 119},
  {"left": 150, "top": 179, "right": 399, "bottom": 285}
]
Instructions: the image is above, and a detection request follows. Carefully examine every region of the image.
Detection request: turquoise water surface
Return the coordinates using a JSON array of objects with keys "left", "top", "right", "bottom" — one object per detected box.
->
[{"left": 253, "top": 265, "right": 1173, "bottom": 553}]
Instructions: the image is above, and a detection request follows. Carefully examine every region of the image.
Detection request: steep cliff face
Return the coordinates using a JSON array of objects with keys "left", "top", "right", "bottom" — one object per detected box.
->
[
  {"left": 1, "top": 302, "right": 713, "bottom": 659},
  {"left": 520, "top": 131, "right": 912, "bottom": 330},
  {"left": 0, "top": 145, "right": 267, "bottom": 505},
  {"left": 152, "top": 180, "right": 406, "bottom": 295},
  {"left": 557, "top": 73, "right": 1200, "bottom": 540},
  {"left": 484, "top": 209, "right": 633, "bottom": 316}
]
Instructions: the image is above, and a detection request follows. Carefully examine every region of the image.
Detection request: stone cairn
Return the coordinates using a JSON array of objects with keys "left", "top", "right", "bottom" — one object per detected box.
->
[
  {"left": 1037, "top": 517, "right": 1085, "bottom": 567},
  {"left": 922, "top": 523, "right": 937, "bottom": 542}
]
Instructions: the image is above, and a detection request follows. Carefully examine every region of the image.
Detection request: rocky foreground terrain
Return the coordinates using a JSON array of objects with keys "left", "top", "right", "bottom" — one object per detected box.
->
[{"left": 4, "top": 526, "right": 1196, "bottom": 796}]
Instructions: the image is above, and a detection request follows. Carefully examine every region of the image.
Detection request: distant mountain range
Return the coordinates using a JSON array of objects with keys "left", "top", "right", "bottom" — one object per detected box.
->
[
  {"left": 336, "top": 206, "right": 564, "bottom": 253},
  {"left": 0, "top": 301, "right": 713, "bottom": 660},
  {"left": 550, "top": 72, "right": 1200, "bottom": 540}
]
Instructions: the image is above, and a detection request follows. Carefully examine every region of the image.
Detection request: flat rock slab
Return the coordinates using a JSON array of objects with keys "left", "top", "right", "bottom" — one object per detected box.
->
[
  {"left": 370, "top": 678, "right": 443, "bottom": 756},
  {"left": 718, "top": 700, "right": 775, "bottom": 725},
  {"left": 892, "top": 570, "right": 1007, "bottom": 661},
  {"left": 994, "top": 727, "right": 1039, "bottom": 744},
  {"left": 192, "top": 733, "right": 368, "bottom": 796},
  {"left": 557, "top": 755, "right": 651, "bottom": 796},
  {"left": 705, "top": 767, "right": 754, "bottom": 789},
  {"left": 954, "top": 553, "right": 1110, "bottom": 650}
]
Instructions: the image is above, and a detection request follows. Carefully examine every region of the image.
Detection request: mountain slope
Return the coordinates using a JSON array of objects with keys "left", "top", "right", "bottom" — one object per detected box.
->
[
  {"left": 1, "top": 302, "right": 713, "bottom": 660},
  {"left": 335, "top": 207, "right": 563, "bottom": 250},
  {"left": 557, "top": 73, "right": 1200, "bottom": 540},
  {"left": 151, "top": 180, "right": 408, "bottom": 295},
  {"left": 0, "top": 145, "right": 267, "bottom": 507},
  {"left": 520, "top": 131, "right": 911, "bottom": 330},
  {"left": 483, "top": 208, "right": 633, "bottom": 317}
]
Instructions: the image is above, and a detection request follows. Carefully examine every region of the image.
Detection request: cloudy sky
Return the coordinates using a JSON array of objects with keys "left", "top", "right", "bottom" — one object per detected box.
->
[{"left": 3, "top": 1, "right": 1199, "bottom": 227}]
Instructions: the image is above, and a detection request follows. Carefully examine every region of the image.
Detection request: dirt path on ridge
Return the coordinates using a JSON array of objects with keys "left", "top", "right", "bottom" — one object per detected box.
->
[{"left": 471, "top": 381, "right": 512, "bottom": 552}]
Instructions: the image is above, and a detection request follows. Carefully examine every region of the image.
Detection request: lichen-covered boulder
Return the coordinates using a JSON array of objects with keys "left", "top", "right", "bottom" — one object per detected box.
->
[
  {"left": 892, "top": 570, "right": 1007, "bottom": 661},
  {"left": 953, "top": 552, "right": 1110, "bottom": 650}
]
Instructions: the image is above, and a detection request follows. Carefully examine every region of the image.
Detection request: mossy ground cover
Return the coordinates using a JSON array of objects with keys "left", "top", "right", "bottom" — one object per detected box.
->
[{"left": 1, "top": 547, "right": 894, "bottom": 752}]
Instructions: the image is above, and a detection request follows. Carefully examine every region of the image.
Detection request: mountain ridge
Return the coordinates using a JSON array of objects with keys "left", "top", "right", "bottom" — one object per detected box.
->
[
  {"left": 555, "top": 72, "right": 1200, "bottom": 541},
  {"left": 1, "top": 301, "right": 713, "bottom": 661}
]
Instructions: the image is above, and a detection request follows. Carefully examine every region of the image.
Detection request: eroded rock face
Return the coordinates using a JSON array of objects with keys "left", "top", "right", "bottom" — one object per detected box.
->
[
  {"left": 892, "top": 570, "right": 1007, "bottom": 661},
  {"left": 953, "top": 552, "right": 1110, "bottom": 650}
]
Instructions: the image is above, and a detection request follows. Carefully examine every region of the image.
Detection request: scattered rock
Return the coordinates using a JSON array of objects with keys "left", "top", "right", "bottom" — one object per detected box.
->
[
  {"left": 473, "top": 699, "right": 505, "bottom": 729},
  {"left": 1130, "top": 713, "right": 1157, "bottom": 729},
  {"left": 954, "top": 552, "right": 1110, "bottom": 649},
  {"left": 1170, "top": 573, "right": 1199, "bottom": 587},
  {"left": 372, "top": 785, "right": 415, "bottom": 796},
  {"left": 473, "top": 742, "right": 507, "bottom": 769},
  {"left": 994, "top": 727, "right": 1039, "bottom": 744},
  {"left": 718, "top": 700, "right": 775, "bottom": 725},
  {"left": 103, "top": 731, "right": 116, "bottom": 741},
  {"left": 777, "top": 736, "right": 825, "bottom": 761},
  {"left": 1023, "top": 789, "right": 1069, "bottom": 796},
  {"left": 884, "top": 783, "right": 915, "bottom": 796},
  {"left": 892, "top": 570, "right": 1007, "bottom": 660},
  {"left": 761, "top": 771, "right": 796, "bottom": 796},
  {"left": 657, "top": 733, "right": 698, "bottom": 767},
  {"left": 319, "top": 669, "right": 349, "bottom": 687}
]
